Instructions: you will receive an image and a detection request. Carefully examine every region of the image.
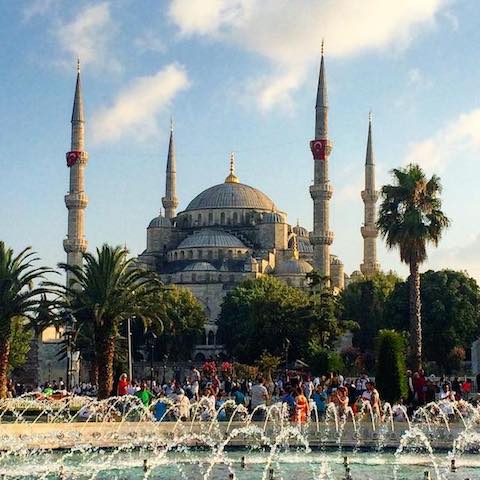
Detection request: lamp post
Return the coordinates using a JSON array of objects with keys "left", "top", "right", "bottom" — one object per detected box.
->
[
  {"left": 283, "top": 338, "right": 290, "bottom": 380},
  {"left": 62, "top": 311, "right": 77, "bottom": 392},
  {"left": 127, "top": 317, "right": 133, "bottom": 382},
  {"left": 146, "top": 331, "right": 157, "bottom": 390}
]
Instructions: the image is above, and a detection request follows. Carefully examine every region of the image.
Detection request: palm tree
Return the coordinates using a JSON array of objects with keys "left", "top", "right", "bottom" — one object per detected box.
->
[
  {"left": 377, "top": 164, "right": 450, "bottom": 370},
  {"left": 55, "top": 244, "right": 162, "bottom": 399},
  {"left": 0, "top": 242, "right": 52, "bottom": 398}
]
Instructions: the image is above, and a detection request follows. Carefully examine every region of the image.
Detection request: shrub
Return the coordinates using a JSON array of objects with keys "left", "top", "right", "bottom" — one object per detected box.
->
[{"left": 375, "top": 330, "right": 407, "bottom": 404}]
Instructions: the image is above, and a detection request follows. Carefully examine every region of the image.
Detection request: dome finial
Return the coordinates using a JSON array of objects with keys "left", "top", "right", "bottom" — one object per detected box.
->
[
  {"left": 77, "top": 57, "right": 81, "bottom": 74},
  {"left": 225, "top": 151, "right": 239, "bottom": 183}
]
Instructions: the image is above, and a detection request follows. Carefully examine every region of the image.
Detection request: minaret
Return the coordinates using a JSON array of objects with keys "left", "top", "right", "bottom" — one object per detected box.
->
[
  {"left": 309, "top": 41, "right": 334, "bottom": 281},
  {"left": 63, "top": 60, "right": 88, "bottom": 286},
  {"left": 162, "top": 119, "right": 179, "bottom": 219},
  {"left": 360, "top": 113, "right": 380, "bottom": 275}
]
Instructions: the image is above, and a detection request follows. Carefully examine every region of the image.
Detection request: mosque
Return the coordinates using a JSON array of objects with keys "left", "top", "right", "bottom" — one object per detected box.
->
[{"left": 62, "top": 51, "right": 380, "bottom": 361}]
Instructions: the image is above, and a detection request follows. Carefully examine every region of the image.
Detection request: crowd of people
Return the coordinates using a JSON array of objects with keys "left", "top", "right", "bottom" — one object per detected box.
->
[{"left": 6, "top": 368, "right": 480, "bottom": 424}]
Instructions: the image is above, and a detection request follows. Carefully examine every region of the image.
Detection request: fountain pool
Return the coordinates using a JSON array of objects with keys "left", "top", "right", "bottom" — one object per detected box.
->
[{"left": 2, "top": 450, "right": 480, "bottom": 479}]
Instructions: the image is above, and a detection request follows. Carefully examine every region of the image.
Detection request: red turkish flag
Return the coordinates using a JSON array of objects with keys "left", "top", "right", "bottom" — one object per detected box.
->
[
  {"left": 310, "top": 140, "right": 327, "bottom": 160},
  {"left": 66, "top": 151, "right": 81, "bottom": 167}
]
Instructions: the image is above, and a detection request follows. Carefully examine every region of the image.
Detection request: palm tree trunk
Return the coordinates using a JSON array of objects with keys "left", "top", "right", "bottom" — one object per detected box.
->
[
  {"left": 96, "top": 335, "right": 116, "bottom": 399},
  {"left": 409, "top": 262, "right": 422, "bottom": 371},
  {"left": 0, "top": 339, "right": 10, "bottom": 399}
]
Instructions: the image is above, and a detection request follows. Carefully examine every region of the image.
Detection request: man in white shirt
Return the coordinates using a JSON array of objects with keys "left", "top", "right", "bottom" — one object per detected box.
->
[{"left": 250, "top": 377, "right": 268, "bottom": 419}]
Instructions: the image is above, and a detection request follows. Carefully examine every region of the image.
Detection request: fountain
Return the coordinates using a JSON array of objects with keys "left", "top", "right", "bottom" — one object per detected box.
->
[{"left": 0, "top": 395, "right": 479, "bottom": 479}]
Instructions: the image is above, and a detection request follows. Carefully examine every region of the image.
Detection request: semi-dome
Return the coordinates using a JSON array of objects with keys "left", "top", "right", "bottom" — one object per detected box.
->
[
  {"left": 293, "top": 225, "right": 309, "bottom": 238},
  {"left": 178, "top": 229, "right": 246, "bottom": 249},
  {"left": 297, "top": 237, "right": 313, "bottom": 253},
  {"left": 274, "top": 258, "right": 313, "bottom": 275},
  {"left": 148, "top": 215, "right": 171, "bottom": 228},
  {"left": 185, "top": 182, "right": 275, "bottom": 211},
  {"left": 263, "top": 211, "right": 285, "bottom": 223},
  {"left": 183, "top": 262, "right": 217, "bottom": 272}
]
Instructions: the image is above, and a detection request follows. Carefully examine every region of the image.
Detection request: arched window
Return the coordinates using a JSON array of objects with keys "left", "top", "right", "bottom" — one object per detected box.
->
[
  {"left": 228, "top": 250, "right": 233, "bottom": 258},
  {"left": 220, "top": 212, "right": 225, "bottom": 224},
  {"left": 188, "top": 250, "right": 193, "bottom": 259},
  {"left": 197, "top": 213, "right": 202, "bottom": 225},
  {"left": 208, "top": 212, "right": 213, "bottom": 224},
  {"left": 174, "top": 252, "right": 178, "bottom": 261},
  {"left": 198, "top": 250, "right": 203, "bottom": 259},
  {"left": 179, "top": 273, "right": 183, "bottom": 282},
  {"left": 207, "top": 250, "right": 213, "bottom": 260},
  {"left": 218, "top": 249, "right": 224, "bottom": 259},
  {"left": 233, "top": 212, "right": 238, "bottom": 224},
  {"left": 207, "top": 331, "right": 215, "bottom": 345},
  {"left": 192, "top": 273, "right": 196, "bottom": 282},
  {"left": 180, "top": 251, "right": 185, "bottom": 259}
]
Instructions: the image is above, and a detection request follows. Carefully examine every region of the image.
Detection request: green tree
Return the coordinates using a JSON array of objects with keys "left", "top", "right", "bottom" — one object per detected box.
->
[
  {"left": 341, "top": 271, "right": 401, "bottom": 352},
  {"left": 0, "top": 242, "right": 52, "bottom": 398},
  {"left": 218, "top": 276, "right": 348, "bottom": 364},
  {"left": 149, "top": 286, "right": 206, "bottom": 360},
  {"left": 8, "top": 318, "right": 33, "bottom": 373},
  {"left": 55, "top": 245, "right": 162, "bottom": 399},
  {"left": 375, "top": 330, "right": 407, "bottom": 404},
  {"left": 385, "top": 269, "right": 480, "bottom": 372},
  {"left": 377, "top": 164, "right": 450, "bottom": 370}
]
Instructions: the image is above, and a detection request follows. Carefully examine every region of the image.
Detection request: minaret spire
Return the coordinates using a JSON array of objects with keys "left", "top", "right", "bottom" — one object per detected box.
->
[
  {"left": 162, "top": 119, "right": 179, "bottom": 219},
  {"left": 64, "top": 60, "right": 89, "bottom": 286},
  {"left": 310, "top": 44, "right": 334, "bottom": 284},
  {"left": 360, "top": 112, "right": 380, "bottom": 275}
]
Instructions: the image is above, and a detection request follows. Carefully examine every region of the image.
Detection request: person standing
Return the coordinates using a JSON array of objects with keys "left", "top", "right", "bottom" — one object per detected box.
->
[
  {"left": 117, "top": 373, "right": 129, "bottom": 396},
  {"left": 250, "top": 377, "right": 269, "bottom": 419},
  {"left": 135, "top": 381, "right": 154, "bottom": 407}
]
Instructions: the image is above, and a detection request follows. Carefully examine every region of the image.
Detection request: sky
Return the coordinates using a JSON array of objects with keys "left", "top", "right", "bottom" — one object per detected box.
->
[{"left": 1, "top": 0, "right": 480, "bottom": 281}]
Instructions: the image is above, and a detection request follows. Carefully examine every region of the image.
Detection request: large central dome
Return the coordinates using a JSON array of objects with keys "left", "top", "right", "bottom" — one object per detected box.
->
[{"left": 185, "top": 182, "right": 276, "bottom": 211}]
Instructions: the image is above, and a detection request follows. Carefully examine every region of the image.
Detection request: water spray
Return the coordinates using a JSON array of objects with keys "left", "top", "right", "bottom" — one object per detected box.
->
[
  {"left": 423, "top": 472, "right": 431, "bottom": 480},
  {"left": 143, "top": 459, "right": 148, "bottom": 473},
  {"left": 241, "top": 456, "right": 246, "bottom": 469},
  {"left": 450, "top": 459, "right": 457, "bottom": 472}
]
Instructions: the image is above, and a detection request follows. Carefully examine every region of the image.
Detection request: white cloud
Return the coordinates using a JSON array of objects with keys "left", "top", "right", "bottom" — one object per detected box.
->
[
  {"left": 91, "top": 64, "right": 190, "bottom": 144},
  {"left": 55, "top": 2, "right": 120, "bottom": 72},
  {"left": 404, "top": 108, "right": 480, "bottom": 173},
  {"left": 168, "top": 0, "right": 448, "bottom": 110},
  {"left": 428, "top": 234, "right": 480, "bottom": 281}
]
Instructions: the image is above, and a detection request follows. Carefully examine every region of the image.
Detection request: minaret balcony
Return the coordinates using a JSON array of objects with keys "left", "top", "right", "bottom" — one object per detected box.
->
[
  {"left": 162, "top": 196, "right": 179, "bottom": 209},
  {"left": 65, "top": 192, "right": 89, "bottom": 209},
  {"left": 63, "top": 237, "right": 88, "bottom": 253},
  {"left": 309, "top": 183, "right": 333, "bottom": 200},
  {"left": 361, "top": 190, "right": 379, "bottom": 202},
  {"left": 309, "top": 231, "right": 334, "bottom": 245},
  {"left": 361, "top": 225, "right": 378, "bottom": 238}
]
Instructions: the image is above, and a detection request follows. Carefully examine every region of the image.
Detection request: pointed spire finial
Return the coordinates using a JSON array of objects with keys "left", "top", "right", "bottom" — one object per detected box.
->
[
  {"left": 225, "top": 152, "right": 239, "bottom": 183},
  {"left": 365, "top": 111, "right": 374, "bottom": 165},
  {"left": 77, "top": 57, "right": 81, "bottom": 74},
  {"left": 170, "top": 116, "right": 174, "bottom": 132},
  {"left": 369, "top": 110, "right": 372, "bottom": 124},
  {"left": 321, "top": 38, "right": 324, "bottom": 57}
]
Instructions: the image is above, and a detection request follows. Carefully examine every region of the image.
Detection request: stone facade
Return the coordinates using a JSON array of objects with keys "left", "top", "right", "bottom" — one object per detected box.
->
[{"left": 137, "top": 51, "right": 382, "bottom": 358}]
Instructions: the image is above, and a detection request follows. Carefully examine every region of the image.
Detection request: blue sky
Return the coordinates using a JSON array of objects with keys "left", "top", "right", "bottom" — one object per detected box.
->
[{"left": 1, "top": 0, "right": 480, "bottom": 280}]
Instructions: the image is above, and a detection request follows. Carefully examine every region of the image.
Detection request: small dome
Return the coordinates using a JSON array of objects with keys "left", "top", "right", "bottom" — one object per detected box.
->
[
  {"left": 263, "top": 212, "right": 285, "bottom": 223},
  {"left": 351, "top": 270, "right": 364, "bottom": 278},
  {"left": 330, "top": 255, "right": 343, "bottom": 265},
  {"left": 178, "top": 229, "right": 246, "bottom": 249},
  {"left": 293, "top": 225, "right": 309, "bottom": 238},
  {"left": 183, "top": 262, "right": 217, "bottom": 272},
  {"left": 148, "top": 215, "right": 171, "bottom": 228},
  {"left": 297, "top": 237, "right": 313, "bottom": 253},
  {"left": 274, "top": 258, "right": 313, "bottom": 275}
]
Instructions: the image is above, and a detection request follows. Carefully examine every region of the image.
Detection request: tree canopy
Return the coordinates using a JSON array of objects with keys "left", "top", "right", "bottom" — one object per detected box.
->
[
  {"left": 340, "top": 271, "right": 401, "bottom": 352},
  {"left": 148, "top": 286, "right": 206, "bottom": 360},
  {"left": 385, "top": 269, "right": 480, "bottom": 372},
  {"left": 217, "top": 276, "right": 350, "bottom": 364}
]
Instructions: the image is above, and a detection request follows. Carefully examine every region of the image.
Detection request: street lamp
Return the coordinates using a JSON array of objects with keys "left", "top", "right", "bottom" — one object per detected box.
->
[
  {"left": 283, "top": 338, "right": 291, "bottom": 380},
  {"left": 62, "top": 311, "right": 77, "bottom": 392},
  {"left": 146, "top": 331, "right": 157, "bottom": 390}
]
